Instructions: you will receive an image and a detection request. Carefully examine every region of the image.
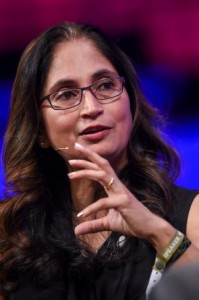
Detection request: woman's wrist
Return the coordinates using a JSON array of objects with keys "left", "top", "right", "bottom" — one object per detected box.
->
[{"left": 146, "top": 216, "right": 177, "bottom": 254}]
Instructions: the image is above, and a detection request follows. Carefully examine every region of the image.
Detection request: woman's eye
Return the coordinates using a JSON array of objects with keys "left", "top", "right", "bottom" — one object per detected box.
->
[
  {"left": 97, "top": 80, "right": 114, "bottom": 91},
  {"left": 56, "top": 90, "right": 79, "bottom": 101}
]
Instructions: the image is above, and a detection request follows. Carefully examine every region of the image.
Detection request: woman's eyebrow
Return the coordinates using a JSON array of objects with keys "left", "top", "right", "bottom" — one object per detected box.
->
[
  {"left": 47, "top": 79, "right": 77, "bottom": 94},
  {"left": 47, "top": 70, "right": 118, "bottom": 94},
  {"left": 91, "top": 69, "right": 118, "bottom": 81}
]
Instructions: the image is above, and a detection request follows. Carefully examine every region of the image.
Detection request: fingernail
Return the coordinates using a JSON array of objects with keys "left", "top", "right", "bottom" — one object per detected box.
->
[
  {"left": 77, "top": 211, "right": 84, "bottom": 217},
  {"left": 75, "top": 143, "right": 84, "bottom": 149},
  {"left": 68, "top": 160, "right": 76, "bottom": 164},
  {"left": 68, "top": 172, "right": 76, "bottom": 178}
]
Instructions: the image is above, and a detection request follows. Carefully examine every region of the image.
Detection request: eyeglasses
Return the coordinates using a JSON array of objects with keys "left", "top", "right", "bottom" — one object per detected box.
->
[{"left": 40, "top": 76, "right": 125, "bottom": 110}]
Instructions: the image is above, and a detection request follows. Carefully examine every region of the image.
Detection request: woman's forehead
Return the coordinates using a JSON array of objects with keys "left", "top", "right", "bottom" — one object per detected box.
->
[{"left": 43, "top": 40, "right": 117, "bottom": 93}]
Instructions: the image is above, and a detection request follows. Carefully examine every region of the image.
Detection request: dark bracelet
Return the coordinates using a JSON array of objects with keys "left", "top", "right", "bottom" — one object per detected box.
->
[
  {"left": 154, "top": 231, "right": 191, "bottom": 272},
  {"left": 166, "top": 235, "right": 191, "bottom": 268}
]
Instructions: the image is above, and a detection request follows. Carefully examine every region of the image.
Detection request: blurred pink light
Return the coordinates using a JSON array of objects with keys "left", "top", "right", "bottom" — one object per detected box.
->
[{"left": 1, "top": 0, "right": 199, "bottom": 73}]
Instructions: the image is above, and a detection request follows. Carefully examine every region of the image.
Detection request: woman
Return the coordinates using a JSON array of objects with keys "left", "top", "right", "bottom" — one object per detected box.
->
[{"left": 0, "top": 22, "right": 199, "bottom": 300}]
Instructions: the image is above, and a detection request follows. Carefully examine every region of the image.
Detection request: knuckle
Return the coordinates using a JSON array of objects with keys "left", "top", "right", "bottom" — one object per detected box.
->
[
  {"left": 100, "top": 170, "right": 107, "bottom": 178},
  {"left": 90, "top": 222, "right": 96, "bottom": 233},
  {"left": 121, "top": 193, "right": 131, "bottom": 205},
  {"left": 100, "top": 159, "right": 109, "bottom": 169},
  {"left": 99, "top": 198, "right": 106, "bottom": 208}
]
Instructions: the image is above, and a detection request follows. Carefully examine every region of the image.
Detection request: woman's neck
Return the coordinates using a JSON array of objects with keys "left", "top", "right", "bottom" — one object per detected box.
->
[
  {"left": 70, "top": 178, "right": 98, "bottom": 214},
  {"left": 70, "top": 178, "right": 111, "bottom": 253}
]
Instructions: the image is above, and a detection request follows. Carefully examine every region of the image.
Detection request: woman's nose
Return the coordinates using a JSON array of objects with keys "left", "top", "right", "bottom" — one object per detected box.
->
[{"left": 79, "top": 90, "right": 104, "bottom": 118}]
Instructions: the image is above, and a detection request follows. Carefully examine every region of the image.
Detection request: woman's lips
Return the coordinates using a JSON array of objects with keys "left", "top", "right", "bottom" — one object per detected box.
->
[{"left": 80, "top": 126, "right": 111, "bottom": 141}]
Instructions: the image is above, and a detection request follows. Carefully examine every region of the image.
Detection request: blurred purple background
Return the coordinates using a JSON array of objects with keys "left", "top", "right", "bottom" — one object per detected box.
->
[{"left": 0, "top": 0, "right": 199, "bottom": 196}]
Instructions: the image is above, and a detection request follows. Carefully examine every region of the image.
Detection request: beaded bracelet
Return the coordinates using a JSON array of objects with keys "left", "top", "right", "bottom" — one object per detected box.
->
[{"left": 146, "top": 230, "right": 191, "bottom": 298}]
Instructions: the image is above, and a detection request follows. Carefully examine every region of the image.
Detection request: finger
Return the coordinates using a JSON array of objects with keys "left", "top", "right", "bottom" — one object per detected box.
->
[
  {"left": 77, "top": 195, "right": 130, "bottom": 218},
  {"left": 75, "top": 217, "right": 109, "bottom": 235},
  {"left": 75, "top": 143, "right": 111, "bottom": 170},
  {"left": 68, "top": 169, "right": 106, "bottom": 183},
  {"left": 68, "top": 159, "right": 99, "bottom": 171},
  {"left": 68, "top": 168, "right": 122, "bottom": 196}
]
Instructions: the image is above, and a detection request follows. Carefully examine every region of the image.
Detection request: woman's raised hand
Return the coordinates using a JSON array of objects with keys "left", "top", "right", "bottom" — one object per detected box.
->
[{"left": 68, "top": 143, "right": 175, "bottom": 252}]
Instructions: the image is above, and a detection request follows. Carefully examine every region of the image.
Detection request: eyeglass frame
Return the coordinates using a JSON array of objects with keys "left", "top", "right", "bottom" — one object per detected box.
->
[{"left": 40, "top": 76, "right": 125, "bottom": 110}]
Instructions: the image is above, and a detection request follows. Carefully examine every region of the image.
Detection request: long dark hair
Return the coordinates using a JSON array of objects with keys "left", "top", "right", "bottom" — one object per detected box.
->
[{"left": 0, "top": 22, "right": 180, "bottom": 291}]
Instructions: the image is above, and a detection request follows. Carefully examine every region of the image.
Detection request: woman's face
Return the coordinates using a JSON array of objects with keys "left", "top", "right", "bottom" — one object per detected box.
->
[{"left": 40, "top": 39, "right": 133, "bottom": 171}]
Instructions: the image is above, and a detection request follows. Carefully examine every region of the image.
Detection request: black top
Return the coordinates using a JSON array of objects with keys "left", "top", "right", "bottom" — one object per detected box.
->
[{"left": 8, "top": 187, "right": 198, "bottom": 300}]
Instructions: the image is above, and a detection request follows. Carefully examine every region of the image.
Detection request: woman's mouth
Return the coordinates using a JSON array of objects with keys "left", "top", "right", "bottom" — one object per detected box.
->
[{"left": 80, "top": 125, "right": 111, "bottom": 141}]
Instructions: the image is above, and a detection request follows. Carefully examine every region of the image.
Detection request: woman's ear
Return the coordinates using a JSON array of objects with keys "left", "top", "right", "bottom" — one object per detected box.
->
[{"left": 37, "top": 133, "right": 50, "bottom": 149}]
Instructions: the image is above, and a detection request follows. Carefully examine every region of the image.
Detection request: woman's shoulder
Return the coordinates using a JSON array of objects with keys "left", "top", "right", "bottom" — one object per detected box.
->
[
  {"left": 168, "top": 185, "right": 199, "bottom": 233},
  {"left": 173, "top": 185, "right": 199, "bottom": 201}
]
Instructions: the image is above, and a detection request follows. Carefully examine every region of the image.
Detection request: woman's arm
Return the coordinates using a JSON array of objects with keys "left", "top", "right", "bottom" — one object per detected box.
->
[
  {"left": 70, "top": 143, "right": 199, "bottom": 265},
  {"left": 169, "top": 194, "right": 199, "bottom": 267}
]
